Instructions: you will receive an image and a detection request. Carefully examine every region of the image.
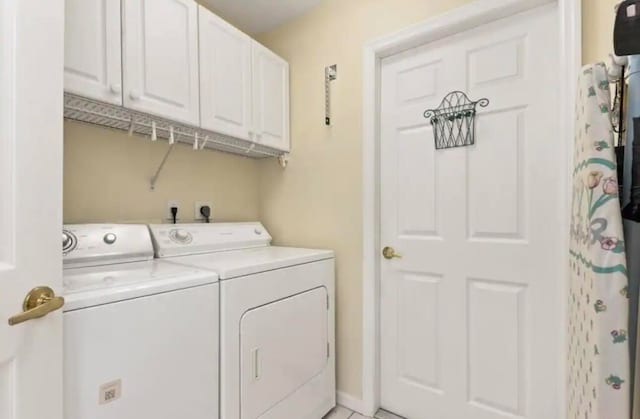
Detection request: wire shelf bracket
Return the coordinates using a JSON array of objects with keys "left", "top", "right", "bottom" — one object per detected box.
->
[{"left": 149, "top": 142, "right": 177, "bottom": 191}]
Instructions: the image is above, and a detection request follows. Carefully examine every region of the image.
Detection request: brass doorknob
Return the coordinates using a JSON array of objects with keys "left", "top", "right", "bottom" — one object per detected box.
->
[
  {"left": 382, "top": 246, "right": 402, "bottom": 260},
  {"left": 8, "top": 286, "right": 64, "bottom": 326}
]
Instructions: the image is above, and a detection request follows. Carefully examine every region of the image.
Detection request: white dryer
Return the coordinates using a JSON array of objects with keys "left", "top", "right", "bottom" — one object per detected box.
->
[
  {"left": 148, "top": 222, "right": 336, "bottom": 419},
  {"left": 63, "top": 224, "right": 219, "bottom": 419}
]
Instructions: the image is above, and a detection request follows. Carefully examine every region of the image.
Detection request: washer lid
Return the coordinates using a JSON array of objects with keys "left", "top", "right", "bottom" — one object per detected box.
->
[
  {"left": 164, "top": 246, "right": 334, "bottom": 279},
  {"left": 63, "top": 260, "right": 218, "bottom": 311}
]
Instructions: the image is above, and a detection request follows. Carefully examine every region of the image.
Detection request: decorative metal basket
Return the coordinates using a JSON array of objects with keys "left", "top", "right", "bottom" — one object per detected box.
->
[{"left": 423, "top": 91, "right": 489, "bottom": 149}]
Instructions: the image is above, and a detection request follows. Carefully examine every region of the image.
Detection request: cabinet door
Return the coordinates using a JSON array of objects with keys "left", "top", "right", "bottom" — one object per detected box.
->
[
  {"left": 252, "top": 42, "right": 290, "bottom": 152},
  {"left": 64, "top": 0, "right": 122, "bottom": 105},
  {"left": 123, "top": 0, "right": 200, "bottom": 125},
  {"left": 199, "top": 6, "right": 252, "bottom": 140}
]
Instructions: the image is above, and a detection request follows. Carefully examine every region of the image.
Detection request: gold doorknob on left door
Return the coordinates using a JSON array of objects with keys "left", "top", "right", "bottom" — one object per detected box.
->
[
  {"left": 8, "top": 286, "right": 64, "bottom": 326},
  {"left": 382, "top": 246, "right": 402, "bottom": 260}
]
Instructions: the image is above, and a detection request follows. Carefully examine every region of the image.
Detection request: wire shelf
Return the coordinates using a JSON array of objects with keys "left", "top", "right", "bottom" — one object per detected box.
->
[{"left": 63, "top": 93, "right": 283, "bottom": 159}]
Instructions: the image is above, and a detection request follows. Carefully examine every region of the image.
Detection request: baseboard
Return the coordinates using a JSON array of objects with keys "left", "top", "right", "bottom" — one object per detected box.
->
[{"left": 337, "top": 391, "right": 365, "bottom": 415}]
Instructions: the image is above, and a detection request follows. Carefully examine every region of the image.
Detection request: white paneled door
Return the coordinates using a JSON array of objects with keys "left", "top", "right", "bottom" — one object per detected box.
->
[
  {"left": 380, "top": 4, "right": 563, "bottom": 419},
  {"left": 252, "top": 42, "right": 290, "bottom": 152},
  {"left": 199, "top": 5, "right": 253, "bottom": 140},
  {"left": 64, "top": 0, "right": 122, "bottom": 105},
  {"left": 0, "top": 1, "right": 64, "bottom": 419},
  {"left": 123, "top": 0, "right": 200, "bottom": 125}
]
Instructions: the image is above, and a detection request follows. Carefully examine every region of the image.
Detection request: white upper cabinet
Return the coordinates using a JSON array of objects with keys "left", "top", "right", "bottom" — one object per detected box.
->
[
  {"left": 64, "top": 0, "right": 123, "bottom": 105},
  {"left": 122, "top": 0, "right": 200, "bottom": 125},
  {"left": 64, "top": 0, "right": 290, "bottom": 152},
  {"left": 252, "top": 42, "right": 290, "bottom": 152},
  {"left": 199, "top": 6, "right": 253, "bottom": 140}
]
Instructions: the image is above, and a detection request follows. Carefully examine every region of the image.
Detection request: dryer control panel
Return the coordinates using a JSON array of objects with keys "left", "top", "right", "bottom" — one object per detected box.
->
[
  {"left": 63, "top": 224, "right": 155, "bottom": 268},
  {"left": 148, "top": 222, "right": 272, "bottom": 258}
]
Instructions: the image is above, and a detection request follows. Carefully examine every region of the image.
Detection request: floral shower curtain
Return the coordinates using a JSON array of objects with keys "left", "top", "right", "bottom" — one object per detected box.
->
[{"left": 568, "top": 63, "right": 630, "bottom": 419}]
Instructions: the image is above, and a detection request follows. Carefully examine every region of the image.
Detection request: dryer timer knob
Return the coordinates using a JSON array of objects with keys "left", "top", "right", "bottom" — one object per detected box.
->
[
  {"left": 169, "top": 229, "right": 192, "bottom": 244},
  {"left": 172, "top": 229, "right": 193, "bottom": 243}
]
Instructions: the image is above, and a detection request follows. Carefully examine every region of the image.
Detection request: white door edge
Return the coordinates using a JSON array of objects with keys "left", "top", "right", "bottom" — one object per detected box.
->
[
  {"left": 360, "top": 0, "right": 581, "bottom": 416},
  {"left": 0, "top": 0, "right": 64, "bottom": 418}
]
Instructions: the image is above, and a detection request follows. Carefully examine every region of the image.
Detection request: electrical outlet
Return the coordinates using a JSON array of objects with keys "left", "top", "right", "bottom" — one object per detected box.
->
[
  {"left": 194, "top": 201, "right": 213, "bottom": 221},
  {"left": 166, "top": 200, "right": 180, "bottom": 222}
]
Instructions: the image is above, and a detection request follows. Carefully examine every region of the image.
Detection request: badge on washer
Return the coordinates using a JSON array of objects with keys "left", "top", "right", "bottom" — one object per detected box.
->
[{"left": 99, "top": 379, "right": 122, "bottom": 405}]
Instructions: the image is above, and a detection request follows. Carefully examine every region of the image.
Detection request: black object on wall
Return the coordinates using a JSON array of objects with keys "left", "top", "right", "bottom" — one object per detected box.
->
[
  {"left": 623, "top": 118, "right": 640, "bottom": 221},
  {"left": 614, "top": 65, "right": 626, "bottom": 202},
  {"left": 615, "top": 0, "right": 640, "bottom": 56},
  {"left": 617, "top": 145, "right": 626, "bottom": 203}
]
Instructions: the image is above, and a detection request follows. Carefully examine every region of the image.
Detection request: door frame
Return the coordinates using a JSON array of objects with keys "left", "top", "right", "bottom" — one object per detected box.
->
[{"left": 361, "top": 0, "right": 581, "bottom": 416}]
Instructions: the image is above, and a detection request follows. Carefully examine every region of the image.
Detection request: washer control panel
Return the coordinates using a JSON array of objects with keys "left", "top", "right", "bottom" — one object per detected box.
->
[
  {"left": 63, "top": 224, "right": 154, "bottom": 268},
  {"left": 148, "top": 222, "right": 272, "bottom": 258}
]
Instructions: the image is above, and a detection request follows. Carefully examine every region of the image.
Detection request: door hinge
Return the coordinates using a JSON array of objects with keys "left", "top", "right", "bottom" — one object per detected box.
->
[
  {"left": 327, "top": 342, "right": 330, "bottom": 359},
  {"left": 326, "top": 295, "right": 330, "bottom": 310}
]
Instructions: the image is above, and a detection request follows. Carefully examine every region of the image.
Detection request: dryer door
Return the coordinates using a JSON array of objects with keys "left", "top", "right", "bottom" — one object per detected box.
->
[{"left": 240, "top": 287, "right": 328, "bottom": 419}]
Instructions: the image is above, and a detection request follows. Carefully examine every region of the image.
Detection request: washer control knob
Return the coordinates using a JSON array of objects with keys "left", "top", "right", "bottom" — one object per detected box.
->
[
  {"left": 62, "top": 230, "right": 77, "bottom": 253},
  {"left": 62, "top": 233, "right": 71, "bottom": 249},
  {"left": 103, "top": 233, "right": 117, "bottom": 245},
  {"left": 254, "top": 229, "right": 262, "bottom": 235}
]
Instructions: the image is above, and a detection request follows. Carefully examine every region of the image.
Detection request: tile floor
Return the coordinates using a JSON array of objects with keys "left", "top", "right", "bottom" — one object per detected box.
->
[{"left": 324, "top": 405, "right": 405, "bottom": 419}]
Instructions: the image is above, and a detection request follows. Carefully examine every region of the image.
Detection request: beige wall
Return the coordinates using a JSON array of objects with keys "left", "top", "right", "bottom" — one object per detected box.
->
[
  {"left": 64, "top": 120, "right": 260, "bottom": 224},
  {"left": 63, "top": 0, "right": 619, "bottom": 402},
  {"left": 583, "top": 0, "right": 619, "bottom": 65},
  {"left": 256, "top": 0, "right": 619, "bottom": 399}
]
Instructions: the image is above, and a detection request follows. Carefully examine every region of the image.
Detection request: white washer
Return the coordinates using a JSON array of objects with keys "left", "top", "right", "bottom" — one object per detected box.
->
[
  {"left": 148, "top": 222, "right": 336, "bottom": 419},
  {"left": 63, "top": 224, "right": 219, "bottom": 419}
]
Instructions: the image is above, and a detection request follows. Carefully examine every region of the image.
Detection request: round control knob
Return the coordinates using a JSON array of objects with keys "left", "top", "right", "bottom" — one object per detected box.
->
[
  {"left": 175, "top": 229, "right": 189, "bottom": 241},
  {"left": 103, "top": 233, "right": 117, "bottom": 245},
  {"left": 169, "top": 229, "right": 192, "bottom": 244},
  {"left": 62, "top": 230, "right": 77, "bottom": 253}
]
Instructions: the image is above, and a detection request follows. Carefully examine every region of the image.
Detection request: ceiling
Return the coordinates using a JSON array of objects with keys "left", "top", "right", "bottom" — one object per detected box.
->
[{"left": 201, "top": 0, "right": 322, "bottom": 34}]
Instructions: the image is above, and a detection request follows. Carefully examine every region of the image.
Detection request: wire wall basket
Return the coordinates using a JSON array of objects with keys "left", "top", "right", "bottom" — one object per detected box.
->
[{"left": 423, "top": 91, "right": 489, "bottom": 150}]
